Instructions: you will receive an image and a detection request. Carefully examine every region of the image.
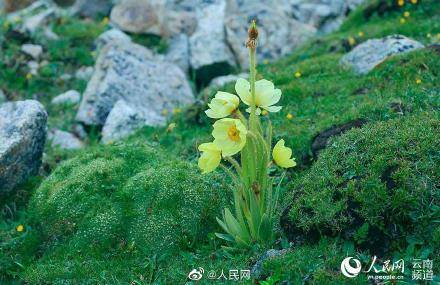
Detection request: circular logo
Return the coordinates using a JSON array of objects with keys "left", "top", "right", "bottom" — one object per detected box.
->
[
  {"left": 188, "top": 267, "right": 204, "bottom": 281},
  {"left": 341, "top": 257, "right": 362, "bottom": 278}
]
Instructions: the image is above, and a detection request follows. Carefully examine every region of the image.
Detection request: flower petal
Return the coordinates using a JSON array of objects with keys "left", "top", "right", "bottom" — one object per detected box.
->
[{"left": 235, "top": 78, "right": 251, "bottom": 105}]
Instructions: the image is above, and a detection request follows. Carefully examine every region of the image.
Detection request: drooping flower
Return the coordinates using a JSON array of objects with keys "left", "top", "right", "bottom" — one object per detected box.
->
[
  {"left": 205, "top": 91, "right": 240, "bottom": 119},
  {"left": 198, "top": 142, "right": 221, "bottom": 173},
  {"left": 212, "top": 118, "right": 247, "bottom": 156},
  {"left": 273, "top": 139, "right": 296, "bottom": 168},
  {"left": 235, "top": 78, "right": 282, "bottom": 115}
]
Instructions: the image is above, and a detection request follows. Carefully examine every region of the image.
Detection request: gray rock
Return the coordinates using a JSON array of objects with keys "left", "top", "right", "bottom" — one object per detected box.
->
[
  {"left": 225, "top": 0, "right": 316, "bottom": 69},
  {"left": 251, "top": 249, "right": 290, "bottom": 279},
  {"left": 23, "top": 7, "right": 56, "bottom": 33},
  {"left": 75, "top": 66, "right": 94, "bottom": 81},
  {"left": 70, "top": 0, "right": 113, "bottom": 18},
  {"left": 43, "top": 26, "right": 59, "bottom": 40},
  {"left": 165, "top": 34, "right": 190, "bottom": 73},
  {"left": 340, "top": 35, "right": 424, "bottom": 74},
  {"left": 209, "top": 73, "right": 249, "bottom": 88},
  {"left": 72, "top": 123, "right": 87, "bottom": 140},
  {"left": 101, "top": 100, "right": 161, "bottom": 144},
  {"left": 27, "top": 60, "right": 39, "bottom": 75},
  {"left": 110, "top": 0, "right": 161, "bottom": 35},
  {"left": 48, "top": 129, "right": 83, "bottom": 150},
  {"left": 0, "top": 100, "right": 47, "bottom": 194},
  {"left": 96, "top": 28, "right": 131, "bottom": 50},
  {"left": 21, "top": 44, "right": 43, "bottom": 60},
  {"left": 76, "top": 40, "right": 194, "bottom": 126},
  {"left": 189, "top": 0, "right": 236, "bottom": 83},
  {"left": 51, "top": 90, "right": 81, "bottom": 105}
]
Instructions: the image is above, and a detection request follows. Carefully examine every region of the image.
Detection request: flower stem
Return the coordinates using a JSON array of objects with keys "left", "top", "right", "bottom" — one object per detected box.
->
[{"left": 248, "top": 20, "right": 258, "bottom": 132}]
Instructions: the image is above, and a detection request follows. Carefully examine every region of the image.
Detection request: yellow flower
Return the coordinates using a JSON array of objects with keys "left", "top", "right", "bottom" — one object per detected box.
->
[
  {"left": 205, "top": 91, "right": 240, "bottom": 119},
  {"left": 26, "top": 73, "right": 32, "bottom": 80},
  {"left": 397, "top": 0, "right": 404, "bottom": 6},
  {"left": 198, "top": 142, "right": 221, "bottom": 173},
  {"left": 263, "top": 59, "right": 269, "bottom": 64},
  {"left": 161, "top": 109, "right": 169, "bottom": 116},
  {"left": 101, "top": 17, "right": 110, "bottom": 25},
  {"left": 400, "top": 18, "right": 406, "bottom": 24},
  {"left": 410, "top": 0, "right": 417, "bottom": 4},
  {"left": 358, "top": 31, "right": 364, "bottom": 37},
  {"left": 235, "top": 78, "right": 282, "bottom": 115},
  {"left": 16, "top": 225, "right": 24, "bottom": 232},
  {"left": 416, "top": 78, "right": 422, "bottom": 84},
  {"left": 403, "top": 11, "right": 410, "bottom": 17},
  {"left": 212, "top": 118, "right": 247, "bottom": 156},
  {"left": 166, "top": 123, "right": 176, "bottom": 133},
  {"left": 294, "top": 71, "right": 302, "bottom": 78},
  {"left": 261, "top": 110, "right": 268, "bottom": 116},
  {"left": 348, "top": 37, "right": 356, "bottom": 46},
  {"left": 273, "top": 139, "right": 296, "bottom": 168},
  {"left": 286, "top": 113, "right": 293, "bottom": 120},
  {"left": 172, "top": 108, "right": 181, "bottom": 115}
]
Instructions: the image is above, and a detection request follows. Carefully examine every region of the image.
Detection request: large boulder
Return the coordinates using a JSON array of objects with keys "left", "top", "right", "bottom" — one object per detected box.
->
[
  {"left": 225, "top": 0, "right": 316, "bottom": 68},
  {"left": 76, "top": 40, "right": 194, "bottom": 127},
  {"left": 0, "top": 100, "right": 47, "bottom": 193},
  {"left": 340, "top": 35, "right": 424, "bottom": 74},
  {"left": 189, "top": 0, "right": 236, "bottom": 86}
]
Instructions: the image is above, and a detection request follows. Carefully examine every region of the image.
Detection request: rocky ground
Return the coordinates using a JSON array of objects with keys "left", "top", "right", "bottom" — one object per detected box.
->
[{"left": 0, "top": 0, "right": 439, "bottom": 284}]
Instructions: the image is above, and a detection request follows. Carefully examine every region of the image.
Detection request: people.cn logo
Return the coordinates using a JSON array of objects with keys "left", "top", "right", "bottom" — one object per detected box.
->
[
  {"left": 188, "top": 267, "right": 204, "bottom": 281},
  {"left": 341, "top": 257, "right": 362, "bottom": 278}
]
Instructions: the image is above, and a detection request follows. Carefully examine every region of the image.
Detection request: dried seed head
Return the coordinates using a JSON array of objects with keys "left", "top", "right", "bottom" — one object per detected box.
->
[{"left": 246, "top": 20, "right": 258, "bottom": 49}]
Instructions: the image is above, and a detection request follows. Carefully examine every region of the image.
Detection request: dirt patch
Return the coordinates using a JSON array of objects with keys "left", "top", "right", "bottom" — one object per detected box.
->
[{"left": 311, "top": 119, "right": 367, "bottom": 159}]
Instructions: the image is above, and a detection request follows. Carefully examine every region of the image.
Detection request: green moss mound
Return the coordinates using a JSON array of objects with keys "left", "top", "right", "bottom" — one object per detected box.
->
[
  {"left": 282, "top": 114, "right": 440, "bottom": 254},
  {"left": 21, "top": 143, "right": 229, "bottom": 283}
]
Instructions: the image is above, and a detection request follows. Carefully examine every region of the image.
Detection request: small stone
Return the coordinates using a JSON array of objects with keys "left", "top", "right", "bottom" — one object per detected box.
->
[
  {"left": 101, "top": 100, "right": 158, "bottom": 144},
  {"left": 21, "top": 44, "right": 43, "bottom": 60},
  {"left": 48, "top": 129, "right": 83, "bottom": 150},
  {"left": 51, "top": 90, "right": 81, "bottom": 105},
  {"left": 27, "top": 60, "right": 39, "bottom": 75},
  {"left": 75, "top": 66, "right": 94, "bottom": 81}
]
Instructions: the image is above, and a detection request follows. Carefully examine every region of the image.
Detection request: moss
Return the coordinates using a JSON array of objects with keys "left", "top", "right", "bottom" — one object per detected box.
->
[
  {"left": 17, "top": 142, "right": 230, "bottom": 283},
  {"left": 281, "top": 114, "right": 439, "bottom": 255}
]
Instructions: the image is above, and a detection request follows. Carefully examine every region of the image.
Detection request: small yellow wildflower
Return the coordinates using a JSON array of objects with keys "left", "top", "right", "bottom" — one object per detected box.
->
[
  {"left": 91, "top": 51, "right": 97, "bottom": 57},
  {"left": 397, "top": 0, "right": 404, "bottom": 6},
  {"left": 101, "top": 17, "right": 110, "bottom": 25},
  {"left": 16, "top": 225, "right": 24, "bottom": 232},
  {"left": 416, "top": 79, "right": 422, "bottom": 84},
  {"left": 205, "top": 91, "right": 239, "bottom": 119},
  {"left": 198, "top": 142, "right": 221, "bottom": 173},
  {"left": 235, "top": 78, "right": 282, "bottom": 115},
  {"left": 166, "top": 123, "right": 176, "bottom": 133},
  {"left": 400, "top": 18, "right": 406, "bottom": 24},
  {"left": 261, "top": 110, "right": 268, "bottom": 116},
  {"left": 358, "top": 31, "right": 364, "bottom": 37},
  {"left": 294, "top": 71, "right": 302, "bottom": 78},
  {"left": 172, "top": 108, "right": 182, "bottom": 115},
  {"left": 403, "top": 11, "right": 410, "bottom": 18},
  {"left": 273, "top": 139, "right": 296, "bottom": 168},
  {"left": 3, "top": 21, "right": 10, "bottom": 29},
  {"left": 286, "top": 113, "right": 293, "bottom": 120},
  {"left": 348, "top": 37, "right": 356, "bottom": 46},
  {"left": 161, "top": 109, "right": 169, "bottom": 116},
  {"left": 263, "top": 59, "right": 269, "bottom": 64},
  {"left": 26, "top": 73, "right": 33, "bottom": 80},
  {"left": 410, "top": 0, "right": 417, "bottom": 4},
  {"left": 212, "top": 118, "right": 247, "bottom": 156}
]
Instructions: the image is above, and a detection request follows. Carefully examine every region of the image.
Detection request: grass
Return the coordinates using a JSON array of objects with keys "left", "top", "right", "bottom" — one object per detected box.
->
[{"left": 0, "top": 0, "right": 439, "bottom": 283}]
